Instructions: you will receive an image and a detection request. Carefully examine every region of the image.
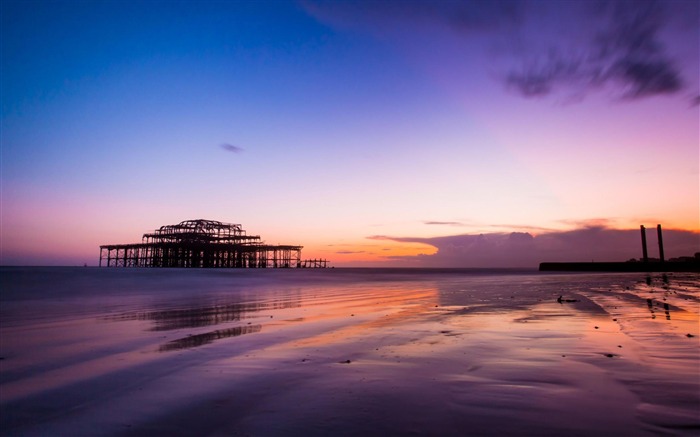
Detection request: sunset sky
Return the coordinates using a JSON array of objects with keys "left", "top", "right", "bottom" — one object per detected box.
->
[{"left": 2, "top": 0, "right": 698, "bottom": 266}]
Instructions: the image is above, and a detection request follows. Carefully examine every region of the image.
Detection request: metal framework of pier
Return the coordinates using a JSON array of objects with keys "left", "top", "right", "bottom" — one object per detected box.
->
[{"left": 99, "top": 219, "right": 328, "bottom": 268}]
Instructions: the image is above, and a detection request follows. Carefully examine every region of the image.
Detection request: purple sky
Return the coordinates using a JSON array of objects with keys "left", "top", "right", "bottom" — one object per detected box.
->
[{"left": 1, "top": 0, "right": 698, "bottom": 266}]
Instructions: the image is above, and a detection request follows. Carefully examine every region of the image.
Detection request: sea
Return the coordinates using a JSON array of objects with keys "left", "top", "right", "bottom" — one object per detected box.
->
[{"left": 1, "top": 267, "right": 699, "bottom": 436}]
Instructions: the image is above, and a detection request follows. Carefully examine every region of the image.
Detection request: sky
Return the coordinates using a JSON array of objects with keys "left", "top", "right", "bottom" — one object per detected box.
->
[{"left": 1, "top": 0, "right": 699, "bottom": 267}]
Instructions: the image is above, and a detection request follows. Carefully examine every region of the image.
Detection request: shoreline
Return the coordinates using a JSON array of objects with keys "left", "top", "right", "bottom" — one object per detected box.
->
[{"left": 540, "top": 261, "right": 700, "bottom": 272}]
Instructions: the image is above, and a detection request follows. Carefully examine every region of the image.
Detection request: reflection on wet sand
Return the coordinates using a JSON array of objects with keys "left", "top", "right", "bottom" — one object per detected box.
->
[
  {"left": 108, "top": 295, "right": 302, "bottom": 331},
  {"left": 105, "top": 293, "right": 306, "bottom": 351},
  {"left": 1, "top": 270, "right": 697, "bottom": 436},
  {"left": 159, "top": 324, "right": 262, "bottom": 351},
  {"left": 106, "top": 284, "right": 443, "bottom": 352},
  {"left": 289, "top": 287, "right": 439, "bottom": 348}
]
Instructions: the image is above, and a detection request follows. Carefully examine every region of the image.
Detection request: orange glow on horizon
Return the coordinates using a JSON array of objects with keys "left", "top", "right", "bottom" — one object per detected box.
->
[{"left": 302, "top": 241, "right": 439, "bottom": 265}]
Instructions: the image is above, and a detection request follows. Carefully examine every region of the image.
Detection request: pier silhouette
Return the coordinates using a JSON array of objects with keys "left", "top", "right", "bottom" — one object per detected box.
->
[{"left": 99, "top": 219, "right": 328, "bottom": 268}]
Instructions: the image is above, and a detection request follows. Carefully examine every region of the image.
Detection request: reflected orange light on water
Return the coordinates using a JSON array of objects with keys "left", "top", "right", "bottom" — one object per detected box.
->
[
  {"left": 2, "top": 269, "right": 698, "bottom": 436},
  {"left": 286, "top": 287, "right": 439, "bottom": 348}
]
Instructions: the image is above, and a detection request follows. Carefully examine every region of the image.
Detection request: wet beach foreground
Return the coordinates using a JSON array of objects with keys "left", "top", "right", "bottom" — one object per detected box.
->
[{"left": 1, "top": 268, "right": 698, "bottom": 436}]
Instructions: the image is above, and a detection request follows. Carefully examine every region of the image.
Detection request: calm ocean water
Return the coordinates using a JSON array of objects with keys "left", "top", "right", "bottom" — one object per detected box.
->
[
  {"left": 1, "top": 267, "right": 699, "bottom": 435},
  {"left": 0, "top": 267, "right": 555, "bottom": 323}
]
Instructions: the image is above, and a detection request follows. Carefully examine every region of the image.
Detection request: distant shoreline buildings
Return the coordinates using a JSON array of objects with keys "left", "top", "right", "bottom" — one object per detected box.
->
[
  {"left": 540, "top": 224, "right": 700, "bottom": 272},
  {"left": 99, "top": 219, "right": 328, "bottom": 268}
]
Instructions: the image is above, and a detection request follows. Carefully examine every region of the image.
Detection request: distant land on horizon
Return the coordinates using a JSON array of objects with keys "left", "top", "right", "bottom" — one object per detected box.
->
[{"left": 2, "top": 223, "right": 698, "bottom": 270}]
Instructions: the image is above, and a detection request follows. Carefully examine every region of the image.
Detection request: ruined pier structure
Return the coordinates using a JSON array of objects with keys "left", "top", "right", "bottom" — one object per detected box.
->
[{"left": 100, "top": 219, "right": 328, "bottom": 268}]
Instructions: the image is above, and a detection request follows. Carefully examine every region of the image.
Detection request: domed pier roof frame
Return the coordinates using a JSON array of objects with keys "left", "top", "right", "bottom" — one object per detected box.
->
[{"left": 141, "top": 219, "right": 261, "bottom": 245}]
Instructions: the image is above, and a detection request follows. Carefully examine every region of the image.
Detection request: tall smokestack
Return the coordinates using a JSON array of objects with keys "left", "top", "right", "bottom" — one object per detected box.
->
[
  {"left": 657, "top": 224, "right": 665, "bottom": 262},
  {"left": 640, "top": 225, "right": 648, "bottom": 262}
]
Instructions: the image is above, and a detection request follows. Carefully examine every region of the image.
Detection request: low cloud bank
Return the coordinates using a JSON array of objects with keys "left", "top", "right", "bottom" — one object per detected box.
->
[{"left": 374, "top": 226, "right": 699, "bottom": 268}]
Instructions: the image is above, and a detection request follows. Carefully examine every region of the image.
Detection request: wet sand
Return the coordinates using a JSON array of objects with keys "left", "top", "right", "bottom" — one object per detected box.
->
[{"left": 1, "top": 268, "right": 699, "bottom": 436}]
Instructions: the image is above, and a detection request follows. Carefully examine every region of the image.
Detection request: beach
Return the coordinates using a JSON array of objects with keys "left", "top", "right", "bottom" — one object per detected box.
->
[{"left": 1, "top": 267, "right": 698, "bottom": 436}]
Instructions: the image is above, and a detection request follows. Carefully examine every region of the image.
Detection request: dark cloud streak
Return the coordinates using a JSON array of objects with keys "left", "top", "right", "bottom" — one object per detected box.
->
[
  {"left": 220, "top": 143, "right": 244, "bottom": 153},
  {"left": 504, "top": 0, "right": 685, "bottom": 100},
  {"left": 305, "top": 0, "right": 694, "bottom": 102},
  {"left": 424, "top": 221, "right": 464, "bottom": 226}
]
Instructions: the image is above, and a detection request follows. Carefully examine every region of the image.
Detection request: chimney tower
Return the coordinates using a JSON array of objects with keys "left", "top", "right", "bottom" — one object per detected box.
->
[
  {"left": 640, "top": 225, "right": 648, "bottom": 262},
  {"left": 657, "top": 224, "right": 665, "bottom": 262}
]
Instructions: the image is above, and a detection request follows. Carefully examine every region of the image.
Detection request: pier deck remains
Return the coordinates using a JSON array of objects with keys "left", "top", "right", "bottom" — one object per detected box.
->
[{"left": 100, "top": 219, "right": 328, "bottom": 268}]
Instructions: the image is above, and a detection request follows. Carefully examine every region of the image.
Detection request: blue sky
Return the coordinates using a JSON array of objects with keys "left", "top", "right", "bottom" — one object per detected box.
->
[{"left": 2, "top": 0, "right": 698, "bottom": 266}]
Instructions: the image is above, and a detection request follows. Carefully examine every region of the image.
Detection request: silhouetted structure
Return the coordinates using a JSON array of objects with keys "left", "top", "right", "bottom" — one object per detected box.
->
[
  {"left": 640, "top": 225, "right": 649, "bottom": 262},
  {"left": 100, "top": 219, "right": 329, "bottom": 268},
  {"left": 300, "top": 258, "right": 329, "bottom": 268},
  {"left": 540, "top": 223, "right": 699, "bottom": 272}
]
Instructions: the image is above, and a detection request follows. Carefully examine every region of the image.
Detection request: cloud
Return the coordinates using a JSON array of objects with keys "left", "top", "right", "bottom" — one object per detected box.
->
[
  {"left": 424, "top": 221, "right": 464, "bottom": 226},
  {"left": 366, "top": 235, "right": 393, "bottom": 241},
  {"left": 505, "top": 0, "right": 685, "bottom": 100},
  {"left": 557, "top": 218, "right": 618, "bottom": 229},
  {"left": 335, "top": 250, "right": 367, "bottom": 254},
  {"left": 305, "top": 0, "right": 696, "bottom": 102},
  {"left": 371, "top": 225, "right": 699, "bottom": 268},
  {"left": 489, "top": 223, "right": 556, "bottom": 233},
  {"left": 220, "top": 143, "right": 244, "bottom": 153}
]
